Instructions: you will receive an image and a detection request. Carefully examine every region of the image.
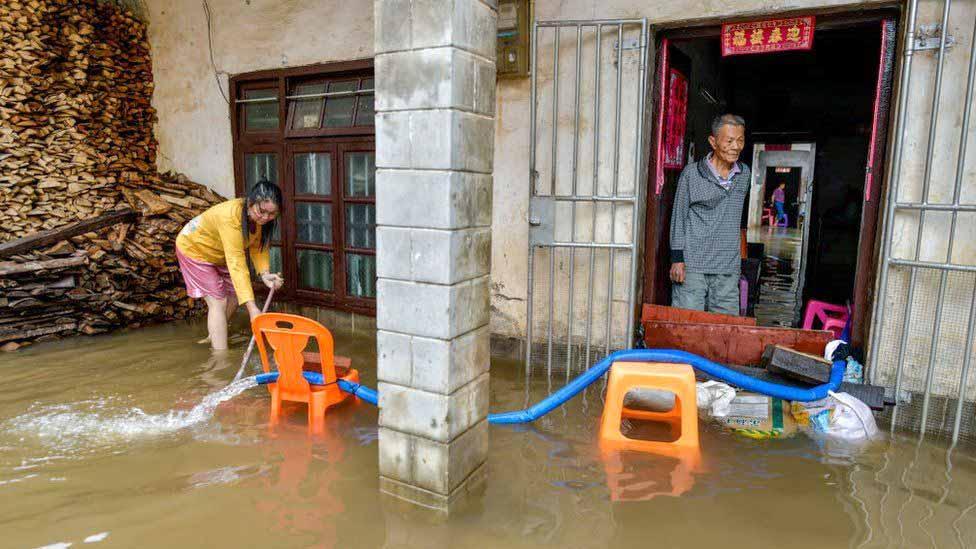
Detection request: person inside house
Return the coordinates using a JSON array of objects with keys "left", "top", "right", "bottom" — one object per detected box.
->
[
  {"left": 772, "top": 181, "right": 787, "bottom": 226},
  {"left": 669, "top": 114, "right": 751, "bottom": 315},
  {"left": 175, "top": 180, "right": 285, "bottom": 350}
]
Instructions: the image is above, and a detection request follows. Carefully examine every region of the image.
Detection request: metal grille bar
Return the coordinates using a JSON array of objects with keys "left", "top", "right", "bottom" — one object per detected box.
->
[
  {"left": 869, "top": 0, "right": 976, "bottom": 443},
  {"left": 525, "top": 19, "right": 649, "bottom": 378}
]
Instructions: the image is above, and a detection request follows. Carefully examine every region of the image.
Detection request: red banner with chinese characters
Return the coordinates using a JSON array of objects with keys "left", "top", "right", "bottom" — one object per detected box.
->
[
  {"left": 663, "top": 68, "right": 688, "bottom": 170},
  {"left": 721, "top": 16, "right": 815, "bottom": 57}
]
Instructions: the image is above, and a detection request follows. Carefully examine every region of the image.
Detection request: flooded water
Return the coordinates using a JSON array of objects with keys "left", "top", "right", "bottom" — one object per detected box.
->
[
  {"left": 3, "top": 320, "right": 976, "bottom": 548},
  {"left": 751, "top": 227, "right": 803, "bottom": 328}
]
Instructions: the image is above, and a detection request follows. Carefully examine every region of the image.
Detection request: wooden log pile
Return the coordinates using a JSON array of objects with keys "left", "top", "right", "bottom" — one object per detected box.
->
[
  {"left": 0, "top": 1, "right": 227, "bottom": 350},
  {"left": 0, "top": 172, "right": 225, "bottom": 351}
]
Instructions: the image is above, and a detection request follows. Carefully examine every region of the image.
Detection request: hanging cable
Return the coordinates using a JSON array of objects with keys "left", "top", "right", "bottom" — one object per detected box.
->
[{"left": 202, "top": 0, "right": 230, "bottom": 106}]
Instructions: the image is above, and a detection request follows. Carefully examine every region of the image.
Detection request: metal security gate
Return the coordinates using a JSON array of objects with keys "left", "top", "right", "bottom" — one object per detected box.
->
[
  {"left": 869, "top": 0, "right": 976, "bottom": 443},
  {"left": 525, "top": 19, "right": 649, "bottom": 377}
]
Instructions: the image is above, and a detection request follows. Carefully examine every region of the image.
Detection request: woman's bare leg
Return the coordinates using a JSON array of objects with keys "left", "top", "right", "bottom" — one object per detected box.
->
[{"left": 204, "top": 295, "right": 229, "bottom": 350}]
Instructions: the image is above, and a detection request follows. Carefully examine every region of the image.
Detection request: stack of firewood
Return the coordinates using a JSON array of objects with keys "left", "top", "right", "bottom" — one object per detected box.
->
[
  {"left": 0, "top": 0, "right": 156, "bottom": 237},
  {"left": 0, "top": 1, "right": 229, "bottom": 351},
  {"left": 0, "top": 173, "right": 226, "bottom": 351}
]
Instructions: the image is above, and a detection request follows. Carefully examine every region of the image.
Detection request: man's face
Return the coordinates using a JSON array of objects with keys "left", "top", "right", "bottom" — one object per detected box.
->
[{"left": 708, "top": 124, "right": 745, "bottom": 164}]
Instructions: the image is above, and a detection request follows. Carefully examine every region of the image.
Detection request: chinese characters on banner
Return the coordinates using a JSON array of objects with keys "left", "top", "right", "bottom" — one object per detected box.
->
[
  {"left": 721, "top": 16, "right": 815, "bottom": 56},
  {"left": 663, "top": 68, "right": 688, "bottom": 170}
]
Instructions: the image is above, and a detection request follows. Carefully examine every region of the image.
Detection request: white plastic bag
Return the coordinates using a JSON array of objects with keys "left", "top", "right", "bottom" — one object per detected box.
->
[
  {"left": 824, "top": 391, "right": 879, "bottom": 442},
  {"left": 696, "top": 381, "right": 737, "bottom": 418}
]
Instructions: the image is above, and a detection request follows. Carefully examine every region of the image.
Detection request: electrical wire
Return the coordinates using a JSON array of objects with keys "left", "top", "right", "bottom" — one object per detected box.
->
[{"left": 202, "top": 0, "right": 230, "bottom": 106}]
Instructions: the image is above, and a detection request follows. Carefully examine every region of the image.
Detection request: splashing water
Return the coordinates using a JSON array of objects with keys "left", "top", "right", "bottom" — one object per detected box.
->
[{"left": 6, "top": 376, "right": 259, "bottom": 450}]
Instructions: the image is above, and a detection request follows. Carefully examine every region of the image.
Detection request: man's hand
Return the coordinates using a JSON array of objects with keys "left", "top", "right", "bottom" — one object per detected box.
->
[
  {"left": 670, "top": 262, "right": 686, "bottom": 284},
  {"left": 261, "top": 272, "right": 284, "bottom": 290},
  {"left": 246, "top": 300, "right": 261, "bottom": 321}
]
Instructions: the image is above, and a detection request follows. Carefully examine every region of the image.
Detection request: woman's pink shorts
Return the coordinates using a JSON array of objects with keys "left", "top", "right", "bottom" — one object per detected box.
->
[{"left": 176, "top": 247, "right": 236, "bottom": 300}]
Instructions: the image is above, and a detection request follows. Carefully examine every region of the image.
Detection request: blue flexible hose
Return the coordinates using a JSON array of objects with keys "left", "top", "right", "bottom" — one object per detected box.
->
[
  {"left": 254, "top": 349, "right": 846, "bottom": 425},
  {"left": 254, "top": 372, "right": 379, "bottom": 406},
  {"left": 486, "top": 349, "right": 846, "bottom": 425}
]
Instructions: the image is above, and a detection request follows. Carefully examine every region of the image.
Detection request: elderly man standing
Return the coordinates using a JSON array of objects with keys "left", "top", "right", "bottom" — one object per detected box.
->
[{"left": 669, "top": 114, "right": 750, "bottom": 315}]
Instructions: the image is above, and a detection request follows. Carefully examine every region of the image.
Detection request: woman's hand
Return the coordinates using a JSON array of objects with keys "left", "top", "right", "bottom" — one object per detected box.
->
[{"left": 260, "top": 272, "right": 284, "bottom": 290}]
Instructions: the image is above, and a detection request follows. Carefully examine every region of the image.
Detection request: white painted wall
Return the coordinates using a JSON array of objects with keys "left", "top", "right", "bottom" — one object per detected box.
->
[{"left": 145, "top": 0, "right": 373, "bottom": 199}]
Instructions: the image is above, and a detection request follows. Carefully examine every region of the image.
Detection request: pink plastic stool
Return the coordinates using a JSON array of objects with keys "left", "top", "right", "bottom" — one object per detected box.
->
[
  {"left": 802, "top": 300, "right": 849, "bottom": 339},
  {"left": 762, "top": 207, "right": 775, "bottom": 226}
]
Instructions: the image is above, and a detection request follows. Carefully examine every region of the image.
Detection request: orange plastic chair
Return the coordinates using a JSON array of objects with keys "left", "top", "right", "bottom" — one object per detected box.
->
[
  {"left": 252, "top": 313, "right": 360, "bottom": 433},
  {"left": 599, "top": 362, "right": 700, "bottom": 454}
]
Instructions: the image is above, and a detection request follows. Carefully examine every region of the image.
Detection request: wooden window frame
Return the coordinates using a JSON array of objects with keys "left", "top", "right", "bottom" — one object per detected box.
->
[{"left": 231, "top": 59, "right": 376, "bottom": 316}]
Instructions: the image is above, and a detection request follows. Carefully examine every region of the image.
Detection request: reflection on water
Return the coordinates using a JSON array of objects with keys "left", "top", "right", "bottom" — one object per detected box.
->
[
  {"left": 751, "top": 227, "right": 804, "bottom": 328},
  {"left": 2, "top": 320, "right": 976, "bottom": 548}
]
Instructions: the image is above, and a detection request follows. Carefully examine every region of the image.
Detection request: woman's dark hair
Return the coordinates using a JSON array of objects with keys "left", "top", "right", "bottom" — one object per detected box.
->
[{"left": 241, "top": 180, "right": 283, "bottom": 252}]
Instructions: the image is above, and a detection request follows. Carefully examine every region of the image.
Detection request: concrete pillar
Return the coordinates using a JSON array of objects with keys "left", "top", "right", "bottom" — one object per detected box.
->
[{"left": 374, "top": 0, "right": 496, "bottom": 511}]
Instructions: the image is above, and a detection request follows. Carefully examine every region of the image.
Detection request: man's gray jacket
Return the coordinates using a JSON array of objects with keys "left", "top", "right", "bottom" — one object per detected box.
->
[{"left": 669, "top": 157, "right": 751, "bottom": 275}]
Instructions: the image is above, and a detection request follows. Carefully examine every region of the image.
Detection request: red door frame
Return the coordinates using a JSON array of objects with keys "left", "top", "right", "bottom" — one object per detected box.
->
[{"left": 641, "top": 11, "right": 898, "bottom": 348}]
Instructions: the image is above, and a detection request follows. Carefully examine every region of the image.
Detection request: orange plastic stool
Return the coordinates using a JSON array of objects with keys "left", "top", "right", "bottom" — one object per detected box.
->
[
  {"left": 252, "top": 313, "right": 360, "bottom": 433},
  {"left": 599, "top": 362, "right": 700, "bottom": 453}
]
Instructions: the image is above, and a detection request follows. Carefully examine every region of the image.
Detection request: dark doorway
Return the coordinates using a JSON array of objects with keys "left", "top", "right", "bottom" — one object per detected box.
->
[{"left": 643, "top": 12, "right": 897, "bottom": 346}]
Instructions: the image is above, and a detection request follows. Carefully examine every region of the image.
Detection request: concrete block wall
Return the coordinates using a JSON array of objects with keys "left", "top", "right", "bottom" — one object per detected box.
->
[{"left": 374, "top": 0, "right": 497, "bottom": 510}]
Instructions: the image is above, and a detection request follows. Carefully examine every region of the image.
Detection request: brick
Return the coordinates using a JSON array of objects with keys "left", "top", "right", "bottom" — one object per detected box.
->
[
  {"left": 377, "top": 330, "right": 413, "bottom": 386},
  {"left": 378, "top": 373, "right": 489, "bottom": 442},
  {"left": 378, "top": 419, "right": 489, "bottom": 495},
  {"left": 376, "top": 49, "right": 495, "bottom": 115},
  {"left": 376, "top": 111, "right": 494, "bottom": 173},
  {"left": 411, "top": 326, "right": 490, "bottom": 394},
  {"left": 375, "top": 170, "right": 491, "bottom": 229},
  {"left": 409, "top": 227, "right": 490, "bottom": 284},
  {"left": 377, "top": 276, "right": 489, "bottom": 339}
]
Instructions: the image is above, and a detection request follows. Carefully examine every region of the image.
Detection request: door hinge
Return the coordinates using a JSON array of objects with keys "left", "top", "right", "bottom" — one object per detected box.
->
[{"left": 914, "top": 24, "right": 955, "bottom": 52}]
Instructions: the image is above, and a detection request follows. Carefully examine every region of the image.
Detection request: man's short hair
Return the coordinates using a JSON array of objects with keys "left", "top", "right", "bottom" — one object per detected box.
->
[{"left": 711, "top": 114, "right": 746, "bottom": 136}]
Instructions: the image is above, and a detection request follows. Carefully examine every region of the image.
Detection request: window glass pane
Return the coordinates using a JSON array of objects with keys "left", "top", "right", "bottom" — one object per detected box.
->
[
  {"left": 323, "top": 81, "right": 358, "bottom": 127},
  {"left": 295, "top": 152, "right": 332, "bottom": 195},
  {"left": 345, "top": 152, "right": 375, "bottom": 197},
  {"left": 345, "top": 204, "right": 375, "bottom": 249},
  {"left": 243, "top": 89, "right": 278, "bottom": 131},
  {"left": 296, "top": 202, "right": 332, "bottom": 244},
  {"left": 298, "top": 249, "right": 333, "bottom": 291},
  {"left": 346, "top": 253, "right": 376, "bottom": 298},
  {"left": 290, "top": 83, "right": 326, "bottom": 130},
  {"left": 244, "top": 153, "right": 278, "bottom": 193},
  {"left": 357, "top": 79, "right": 374, "bottom": 126},
  {"left": 269, "top": 246, "right": 282, "bottom": 273},
  {"left": 355, "top": 94, "right": 374, "bottom": 126}
]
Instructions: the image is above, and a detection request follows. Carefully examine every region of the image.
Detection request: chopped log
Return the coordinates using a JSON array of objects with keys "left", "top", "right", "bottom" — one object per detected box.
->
[
  {"left": 134, "top": 190, "right": 172, "bottom": 215},
  {"left": 761, "top": 344, "right": 834, "bottom": 385},
  {"left": 0, "top": 323, "right": 77, "bottom": 343},
  {"left": 0, "top": 255, "right": 87, "bottom": 276},
  {"left": 0, "top": 208, "right": 137, "bottom": 259}
]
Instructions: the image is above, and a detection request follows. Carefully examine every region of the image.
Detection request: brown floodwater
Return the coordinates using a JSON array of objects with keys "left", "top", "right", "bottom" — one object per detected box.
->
[{"left": 2, "top": 319, "right": 976, "bottom": 548}]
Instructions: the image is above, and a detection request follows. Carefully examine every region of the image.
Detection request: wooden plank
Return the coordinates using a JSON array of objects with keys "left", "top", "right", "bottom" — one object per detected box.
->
[
  {"left": 0, "top": 208, "right": 137, "bottom": 259},
  {"left": 641, "top": 303, "right": 756, "bottom": 326},
  {"left": 642, "top": 320, "right": 833, "bottom": 366},
  {"left": 0, "top": 255, "right": 87, "bottom": 276},
  {"left": 762, "top": 344, "right": 833, "bottom": 385}
]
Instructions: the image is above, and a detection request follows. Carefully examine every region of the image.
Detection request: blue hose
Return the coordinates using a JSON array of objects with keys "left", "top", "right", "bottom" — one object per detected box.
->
[
  {"left": 486, "top": 349, "right": 846, "bottom": 425},
  {"left": 254, "top": 372, "right": 379, "bottom": 406},
  {"left": 254, "top": 348, "right": 846, "bottom": 425}
]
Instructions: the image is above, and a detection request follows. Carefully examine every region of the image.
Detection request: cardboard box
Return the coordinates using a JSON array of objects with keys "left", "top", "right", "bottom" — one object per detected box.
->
[{"left": 715, "top": 392, "right": 797, "bottom": 439}]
